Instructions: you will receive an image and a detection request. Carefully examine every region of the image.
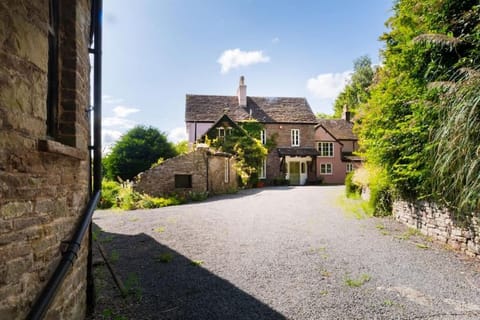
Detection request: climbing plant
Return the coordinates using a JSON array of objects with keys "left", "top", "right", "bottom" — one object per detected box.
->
[{"left": 207, "top": 120, "right": 274, "bottom": 187}]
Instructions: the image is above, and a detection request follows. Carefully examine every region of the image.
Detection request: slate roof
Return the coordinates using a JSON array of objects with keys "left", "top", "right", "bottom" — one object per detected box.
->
[
  {"left": 317, "top": 119, "right": 357, "bottom": 140},
  {"left": 186, "top": 95, "right": 317, "bottom": 124}
]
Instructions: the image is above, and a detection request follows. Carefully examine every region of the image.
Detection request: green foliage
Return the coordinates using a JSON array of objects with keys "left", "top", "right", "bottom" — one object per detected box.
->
[
  {"left": 98, "top": 179, "right": 121, "bottom": 209},
  {"left": 344, "top": 274, "right": 371, "bottom": 288},
  {"left": 174, "top": 140, "right": 189, "bottom": 155},
  {"left": 103, "top": 126, "right": 177, "bottom": 181},
  {"left": 333, "top": 55, "right": 375, "bottom": 118},
  {"left": 208, "top": 120, "right": 270, "bottom": 187},
  {"left": 186, "top": 190, "right": 209, "bottom": 202},
  {"left": 99, "top": 179, "right": 185, "bottom": 210},
  {"left": 431, "top": 73, "right": 480, "bottom": 217},
  {"left": 150, "top": 157, "right": 164, "bottom": 169},
  {"left": 356, "top": 0, "right": 480, "bottom": 220},
  {"left": 345, "top": 172, "right": 360, "bottom": 198},
  {"left": 155, "top": 252, "right": 173, "bottom": 263},
  {"left": 316, "top": 112, "right": 336, "bottom": 119}
]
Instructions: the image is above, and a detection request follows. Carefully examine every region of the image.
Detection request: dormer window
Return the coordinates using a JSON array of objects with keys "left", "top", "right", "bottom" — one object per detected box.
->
[{"left": 217, "top": 127, "right": 225, "bottom": 140}]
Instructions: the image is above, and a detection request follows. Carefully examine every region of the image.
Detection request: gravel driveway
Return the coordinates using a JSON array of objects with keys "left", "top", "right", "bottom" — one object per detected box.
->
[{"left": 91, "top": 186, "right": 480, "bottom": 319}]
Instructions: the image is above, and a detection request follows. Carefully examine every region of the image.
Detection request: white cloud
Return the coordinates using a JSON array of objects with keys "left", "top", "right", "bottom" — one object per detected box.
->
[
  {"left": 306, "top": 71, "right": 352, "bottom": 99},
  {"left": 217, "top": 48, "right": 270, "bottom": 74},
  {"left": 103, "top": 117, "right": 136, "bottom": 128},
  {"left": 113, "top": 105, "right": 140, "bottom": 118},
  {"left": 271, "top": 37, "right": 280, "bottom": 44},
  {"left": 168, "top": 127, "right": 187, "bottom": 143},
  {"left": 102, "top": 129, "right": 123, "bottom": 154},
  {"left": 102, "top": 94, "right": 124, "bottom": 105}
]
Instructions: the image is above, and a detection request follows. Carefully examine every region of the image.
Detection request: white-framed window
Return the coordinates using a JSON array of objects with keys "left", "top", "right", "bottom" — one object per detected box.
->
[
  {"left": 224, "top": 158, "right": 229, "bottom": 183},
  {"left": 260, "top": 129, "right": 266, "bottom": 144},
  {"left": 301, "top": 162, "right": 306, "bottom": 174},
  {"left": 318, "top": 142, "right": 334, "bottom": 157},
  {"left": 217, "top": 127, "right": 225, "bottom": 140},
  {"left": 346, "top": 163, "right": 353, "bottom": 173},
  {"left": 291, "top": 129, "right": 300, "bottom": 146},
  {"left": 259, "top": 158, "right": 267, "bottom": 179},
  {"left": 320, "top": 163, "right": 333, "bottom": 175}
]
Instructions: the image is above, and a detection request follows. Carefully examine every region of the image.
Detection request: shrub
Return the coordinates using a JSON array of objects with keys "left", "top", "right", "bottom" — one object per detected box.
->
[
  {"left": 98, "top": 179, "right": 121, "bottom": 209},
  {"left": 98, "top": 179, "right": 185, "bottom": 210},
  {"left": 117, "top": 185, "right": 141, "bottom": 210},
  {"left": 137, "top": 194, "right": 185, "bottom": 208},
  {"left": 187, "top": 191, "right": 209, "bottom": 202},
  {"left": 345, "top": 172, "right": 360, "bottom": 198}
]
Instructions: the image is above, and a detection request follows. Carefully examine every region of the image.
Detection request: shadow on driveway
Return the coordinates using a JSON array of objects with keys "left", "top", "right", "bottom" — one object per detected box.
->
[{"left": 92, "top": 223, "right": 286, "bottom": 320}]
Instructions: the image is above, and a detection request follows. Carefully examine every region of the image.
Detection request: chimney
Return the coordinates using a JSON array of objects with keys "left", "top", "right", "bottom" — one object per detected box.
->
[
  {"left": 342, "top": 104, "right": 351, "bottom": 122},
  {"left": 237, "top": 76, "right": 247, "bottom": 107}
]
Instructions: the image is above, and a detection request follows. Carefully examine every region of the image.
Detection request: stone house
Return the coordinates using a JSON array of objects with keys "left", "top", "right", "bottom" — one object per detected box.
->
[
  {"left": 185, "top": 77, "right": 319, "bottom": 185},
  {"left": 1, "top": 1, "right": 101, "bottom": 319},
  {"left": 134, "top": 147, "right": 237, "bottom": 197},
  {"left": 315, "top": 107, "right": 361, "bottom": 184}
]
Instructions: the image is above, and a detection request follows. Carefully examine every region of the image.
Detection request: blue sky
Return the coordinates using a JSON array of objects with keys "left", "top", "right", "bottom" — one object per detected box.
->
[{"left": 102, "top": 0, "right": 393, "bottom": 148}]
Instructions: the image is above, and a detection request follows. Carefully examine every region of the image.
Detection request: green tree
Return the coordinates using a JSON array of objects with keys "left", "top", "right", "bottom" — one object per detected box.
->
[
  {"left": 333, "top": 55, "right": 375, "bottom": 117},
  {"left": 356, "top": 0, "right": 480, "bottom": 216},
  {"left": 103, "top": 126, "right": 177, "bottom": 181},
  {"left": 174, "top": 140, "right": 189, "bottom": 155},
  {"left": 315, "top": 112, "right": 335, "bottom": 119}
]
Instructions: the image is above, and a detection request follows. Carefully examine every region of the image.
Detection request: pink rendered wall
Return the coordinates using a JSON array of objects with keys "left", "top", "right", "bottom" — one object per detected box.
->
[
  {"left": 315, "top": 126, "right": 347, "bottom": 184},
  {"left": 186, "top": 122, "right": 213, "bottom": 143}
]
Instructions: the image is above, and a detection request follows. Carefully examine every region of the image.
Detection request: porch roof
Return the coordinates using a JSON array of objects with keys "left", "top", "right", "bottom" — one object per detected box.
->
[{"left": 277, "top": 147, "right": 319, "bottom": 157}]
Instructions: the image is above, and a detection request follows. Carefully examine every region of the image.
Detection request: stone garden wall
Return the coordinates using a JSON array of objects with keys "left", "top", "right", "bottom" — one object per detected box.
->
[{"left": 393, "top": 201, "right": 480, "bottom": 258}]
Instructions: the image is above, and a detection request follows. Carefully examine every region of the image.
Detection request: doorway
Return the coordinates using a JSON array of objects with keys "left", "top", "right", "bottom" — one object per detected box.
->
[{"left": 289, "top": 161, "right": 300, "bottom": 185}]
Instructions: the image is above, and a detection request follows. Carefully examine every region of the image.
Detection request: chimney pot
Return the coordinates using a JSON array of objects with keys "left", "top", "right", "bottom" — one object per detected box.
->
[
  {"left": 342, "top": 105, "right": 351, "bottom": 122},
  {"left": 237, "top": 76, "right": 247, "bottom": 107}
]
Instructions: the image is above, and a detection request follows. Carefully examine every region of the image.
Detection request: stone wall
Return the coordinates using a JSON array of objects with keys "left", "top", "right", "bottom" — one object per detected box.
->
[
  {"left": 393, "top": 201, "right": 480, "bottom": 258},
  {"left": 134, "top": 148, "right": 237, "bottom": 197},
  {"left": 0, "top": 1, "right": 92, "bottom": 319}
]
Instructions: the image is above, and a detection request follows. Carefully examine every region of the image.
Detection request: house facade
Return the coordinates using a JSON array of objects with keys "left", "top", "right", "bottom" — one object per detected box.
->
[
  {"left": 186, "top": 77, "right": 319, "bottom": 185},
  {"left": 1, "top": 1, "right": 100, "bottom": 319},
  {"left": 315, "top": 109, "right": 361, "bottom": 184}
]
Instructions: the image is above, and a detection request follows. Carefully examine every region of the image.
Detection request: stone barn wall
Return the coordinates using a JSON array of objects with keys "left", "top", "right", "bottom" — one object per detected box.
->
[
  {"left": 394, "top": 201, "right": 480, "bottom": 259},
  {"left": 0, "top": 1, "right": 93, "bottom": 319},
  {"left": 134, "top": 148, "right": 237, "bottom": 197}
]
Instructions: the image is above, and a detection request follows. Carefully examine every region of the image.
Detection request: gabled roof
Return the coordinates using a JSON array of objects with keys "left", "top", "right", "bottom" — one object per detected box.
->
[
  {"left": 186, "top": 95, "right": 317, "bottom": 124},
  {"left": 202, "top": 113, "right": 244, "bottom": 139},
  {"left": 316, "top": 119, "right": 357, "bottom": 141}
]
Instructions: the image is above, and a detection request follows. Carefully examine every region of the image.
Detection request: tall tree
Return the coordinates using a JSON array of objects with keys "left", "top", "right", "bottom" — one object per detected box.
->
[
  {"left": 103, "top": 126, "right": 177, "bottom": 181},
  {"left": 333, "top": 55, "right": 375, "bottom": 118}
]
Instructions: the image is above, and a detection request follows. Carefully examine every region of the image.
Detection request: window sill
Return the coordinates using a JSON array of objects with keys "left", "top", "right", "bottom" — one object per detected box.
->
[{"left": 38, "top": 139, "right": 87, "bottom": 160}]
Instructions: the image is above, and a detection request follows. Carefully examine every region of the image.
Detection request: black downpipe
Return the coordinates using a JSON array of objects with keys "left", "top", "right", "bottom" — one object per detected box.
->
[
  {"left": 93, "top": 0, "right": 102, "bottom": 192},
  {"left": 88, "top": 0, "right": 102, "bottom": 312},
  {"left": 27, "top": 192, "right": 100, "bottom": 320},
  {"left": 27, "top": 0, "right": 102, "bottom": 319}
]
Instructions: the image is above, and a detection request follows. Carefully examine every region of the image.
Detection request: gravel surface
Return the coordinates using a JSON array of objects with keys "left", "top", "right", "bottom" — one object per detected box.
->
[{"left": 89, "top": 186, "right": 480, "bottom": 319}]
